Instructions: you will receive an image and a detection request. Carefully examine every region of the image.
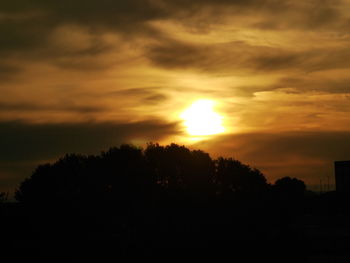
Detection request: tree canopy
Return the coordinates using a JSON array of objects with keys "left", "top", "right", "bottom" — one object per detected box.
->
[{"left": 15, "top": 143, "right": 280, "bottom": 206}]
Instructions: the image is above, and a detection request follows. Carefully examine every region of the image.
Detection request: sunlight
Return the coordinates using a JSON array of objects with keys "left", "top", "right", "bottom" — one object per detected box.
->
[{"left": 180, "top": 99, "right": 225, "bottom": 137}]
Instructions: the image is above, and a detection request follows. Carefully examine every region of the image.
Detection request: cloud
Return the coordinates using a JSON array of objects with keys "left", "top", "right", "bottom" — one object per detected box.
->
[
  {"left": 147, "top": 40, "right": 205, "bottom": 69},
  {"left": 148, "top": 40, "right": 274, "bottom": 72},
  {"left": 196, "top": 130, "right": 350, "bottom": 185},
  {"left": 250, "top": 2, "right": 342, "bottom": 30},
  {"left": 276, "top": 76, "right": 350, "bottom": 94},
  {"left": 0, "top": 0, "right": 349, "bottom": 75},
  {"left": 1, "top": 1, "right": 166, "bottom": 30},
  {"left": 0, "top": 119, "right": 180, "bottom": 192},
  {"left": 0, "top": 62, "right": 20, "bottom": 80},
  {"left": 143, "top": 94, "right": 168, "bottom": 103},
  {"left": 166, "top": 0, "right": 346, "bottom": 33},
  {"left": 109, "top": 88, "right": 168, "bottom": 104},
  {"left": 1, "top": 0, "right": 346, "bottom": 53},
  {"left": 0, "top": 101, "right": 106, "bottom": 113},
  {"left": 146, "top": 38, "right": 350, "bottom": 74},
  {"left": 0, "top": 1, "right": 165, "bottom": 56},
  {"left": 0, "top": 119, "right": 180, "bottom": 162}
]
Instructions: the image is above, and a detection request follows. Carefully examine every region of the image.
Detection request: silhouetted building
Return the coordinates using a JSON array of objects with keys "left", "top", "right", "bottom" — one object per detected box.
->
[{"left": 335, "top": 161, "right": 350, "bottom": 193}]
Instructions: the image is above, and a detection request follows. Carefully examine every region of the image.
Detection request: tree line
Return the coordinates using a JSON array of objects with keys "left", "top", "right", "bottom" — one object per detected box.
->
[
  {"left": 15, "top": 143, "right": 306, "bottom": 202},
  {"left": 14, "top": 143, "right": 306, "bottom": 212},
  {"left": 2, "top": 143, "right": 346, "bottom": 260}
]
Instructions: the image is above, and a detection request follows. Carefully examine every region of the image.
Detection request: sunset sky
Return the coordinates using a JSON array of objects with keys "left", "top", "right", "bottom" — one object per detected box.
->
[{"left": 2, "top": 0, "right": 350, "bottom": 193}]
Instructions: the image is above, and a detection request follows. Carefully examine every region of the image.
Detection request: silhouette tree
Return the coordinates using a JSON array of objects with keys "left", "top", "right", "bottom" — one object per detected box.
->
[
  {"left": 15, "top": 143, "right": 273, "bottom": 207},
  {"left": 215, "top": 157, "right": 268, "bottom": 197},
  {"left": 15, "top": 163, "right": 55, "bottom": 204},
  {"left": 273, "top": 176, "right": 306, "bottom": 217},
  {"left": 11, "top": 142, "right": 316, "bottom": 260},
  {"left": 273, "top": 177, "right": 306, "bottom": 199},
  {"left": 186, "top": 149, "right": 215, "bottom": 194},
  {"left": 15, "top": 154, "right": 91, "bottom": 207},
  {"left": 144, "top": 143, "right": 215, "bottom": 195}
]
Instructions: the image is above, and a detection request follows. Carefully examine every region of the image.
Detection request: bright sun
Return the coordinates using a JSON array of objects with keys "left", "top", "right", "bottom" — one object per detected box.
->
[{"left": 180, "top": 99, "right": 225, "bottom": 137}]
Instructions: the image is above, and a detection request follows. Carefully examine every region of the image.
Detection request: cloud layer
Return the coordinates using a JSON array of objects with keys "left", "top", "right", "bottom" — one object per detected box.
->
[
  {"left": 0, "top": 120, "right": 179, "bottom": 192},
  {"left": 196, "top": 130, "right": 350, "bottom": 188}
]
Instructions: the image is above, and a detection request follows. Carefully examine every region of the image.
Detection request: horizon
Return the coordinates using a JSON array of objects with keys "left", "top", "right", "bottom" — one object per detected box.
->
[{"left": 0, "top": 142, "right": 340, "bottom": 198}]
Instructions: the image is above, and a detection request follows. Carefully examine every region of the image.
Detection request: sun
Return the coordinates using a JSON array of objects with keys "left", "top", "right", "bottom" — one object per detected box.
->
[{"left": 180, "top": 99, "right": 225, "bottom": 137}]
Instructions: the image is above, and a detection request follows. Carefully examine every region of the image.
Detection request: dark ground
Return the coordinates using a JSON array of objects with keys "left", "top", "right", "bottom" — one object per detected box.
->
[{"left": 1, "top": 198, "right": 350, "bottom": 262}]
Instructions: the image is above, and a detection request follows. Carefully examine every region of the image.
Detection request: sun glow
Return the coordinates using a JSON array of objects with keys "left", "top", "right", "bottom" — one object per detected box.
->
[{"left": 180, "top": 99, "right": 225, "bottom": 137}]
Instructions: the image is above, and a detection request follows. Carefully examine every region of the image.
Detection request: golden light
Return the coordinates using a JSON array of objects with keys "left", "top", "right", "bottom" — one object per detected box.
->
[{"left": 180, "top": 99, "right": 225, "bottom": 137}]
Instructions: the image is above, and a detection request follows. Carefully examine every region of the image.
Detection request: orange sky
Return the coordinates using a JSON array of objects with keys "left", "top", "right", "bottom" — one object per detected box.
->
[{"left": 1, "top": 0, "right": 350, "bottom": 192}]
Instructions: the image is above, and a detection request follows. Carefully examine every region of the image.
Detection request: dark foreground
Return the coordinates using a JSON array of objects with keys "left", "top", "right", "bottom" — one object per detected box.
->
[{"left": 1, "top": 195, "right": 350, "bottom": 262}]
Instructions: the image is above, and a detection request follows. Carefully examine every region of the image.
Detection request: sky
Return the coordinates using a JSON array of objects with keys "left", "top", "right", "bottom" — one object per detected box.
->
[{"left": 1, "top": 0, "right": 350, "bottom": 193}]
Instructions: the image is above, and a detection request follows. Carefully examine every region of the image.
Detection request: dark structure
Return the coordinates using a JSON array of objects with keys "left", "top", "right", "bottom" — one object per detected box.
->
[{"left": 334, "top": 161, "right": 350, "bottom": 193}]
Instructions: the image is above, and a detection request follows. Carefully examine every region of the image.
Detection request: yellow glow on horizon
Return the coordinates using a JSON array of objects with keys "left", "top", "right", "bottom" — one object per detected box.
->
[{"left": 180, "top": 99, "right": 225, "bottom": 137}]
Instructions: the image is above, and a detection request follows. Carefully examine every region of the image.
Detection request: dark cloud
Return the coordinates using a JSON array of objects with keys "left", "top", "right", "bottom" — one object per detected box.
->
[
  {"left": 251, "top": 47, "right": 350, "bottom": 73},
  {"left": 110, "top": 88, "right": 168, "bottom": 104},
  {"left": 0, "top": 0, "right": 166, "bottom": 56},
  {"left": 146, "top": 40, "right": 287, "bottom": 72},
  {"left": 1, "top": 1, "right": 166, "bottom": 30},
  {"left": 0, "top": 62, "right": 20, "bottom": 80},
  {"left": 0, "top": 119, "right": 179, "bottom": 162},
  {"left": 0, "top": 101, "right": 106, "bottom": 113},
  {"left": 51, "top": 55, "right": 116, "bottom": 71},
  {"left": 0, "top": 119, "right": 180, "bottom": 192},
  {"left": 112, "top": 88, "right": 159, "bottom": 96},
  {"left": 0, "top": 21, "right": 117, "bottom": 71},
  {"left": 0, "top": 1, "right": 166, "bottom": 73},
  {"left": 147, "top": 40, "right": 205, "bottom": 69},
  {"left": 167, "top": 0, "right": 332, "bottom": 15},
  {"left": 235, "top": 131, "right": 350, "bottom": 162},
  {"left": 196, "top": 130, "right": 350, "bottom": 185},
  {"left": 0, "top": 18, "right": 46, "bottom": 53},
  {"left": 144, "top": 94, "right": 168, "bottom": 102},
  {"left": 0, "top": 0, "right": 345, "bottom": 53},
  {"left": 166, "top": 0, "right": 345, "bottom": 32},
  {"left": 250, "top": 53, "right": 302, "bottom": 71},
  {"left": 0, "top": 0, "right": 348, "bottom": 75},
  {"left": 276, "top": 77, "right": 350, "bottom": 94},
  {"left": 147, "top": 38, "right": 350, "bottom": 74},
  {"left": 250, "top": 3, "right": 341, "bottom": 30},
  {"left": 147, "top": 39, "right": 291, "bottom": 73}
]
